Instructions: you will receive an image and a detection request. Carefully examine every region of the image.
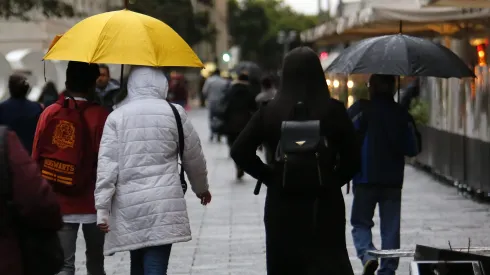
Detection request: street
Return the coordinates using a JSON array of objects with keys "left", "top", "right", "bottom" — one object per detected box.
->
[{"left": 74, "top": 108, "right": 490, "bottom": 275}]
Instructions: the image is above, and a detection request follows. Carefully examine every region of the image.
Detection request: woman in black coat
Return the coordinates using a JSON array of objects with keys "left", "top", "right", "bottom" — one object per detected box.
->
[{"left": 230, "top": 47, "right": 361, "bottom": 275}]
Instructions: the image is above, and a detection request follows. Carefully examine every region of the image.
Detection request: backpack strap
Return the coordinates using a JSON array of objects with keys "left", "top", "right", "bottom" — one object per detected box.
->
[{"left": 168, "top": 102, "right": 188, "bottom": 194}]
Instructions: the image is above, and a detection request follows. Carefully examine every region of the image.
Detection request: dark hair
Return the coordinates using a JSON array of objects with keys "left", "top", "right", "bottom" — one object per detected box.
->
[
  {"left": 238, "top": 73, "right": 249, "bottom": 82},
  {"left": 213, "top": 68, "right": 221, "bottom": 76},
  {"left": 261, "top": 76, "right": 273, "bottom": 89},
  {"left": 65, "top": 61, "right": 100, "bottom": 94},
  {"left": 278, "top": 46, "right": 330, "bottom": 103},
  {"left": 8, "top": 73, "right": 29, "bottom": 98},
  {"left": 99, "top": 64, "right": 110, "bottom": 75},
  {"left": 369, "top": 74, "right": 396, "bottom": 95}
]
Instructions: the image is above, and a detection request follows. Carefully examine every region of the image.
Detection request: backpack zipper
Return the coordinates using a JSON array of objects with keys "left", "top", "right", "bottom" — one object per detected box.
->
[
  {"left": 283, "top": 154, "right": 288, "bottom": 187},
  {"left": 315, "top": 152, "right": 323, "bottom": 186}
]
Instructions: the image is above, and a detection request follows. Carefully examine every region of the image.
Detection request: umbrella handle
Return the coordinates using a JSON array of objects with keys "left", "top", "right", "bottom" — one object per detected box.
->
[{"left": 124, "top": 0, "right": 129, "bottom": 9}]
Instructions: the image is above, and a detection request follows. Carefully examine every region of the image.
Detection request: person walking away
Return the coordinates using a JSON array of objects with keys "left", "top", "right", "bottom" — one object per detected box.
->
[
  {"left": 0, "top": 74, "right": 43, "bottom": 155},
  {"left": 255, "top": 76, "right": 277, "bottom": 107},
  {"left": 32, "top": 61, "right": 110, "bottom": 275},
  {"left": 0, "top": 128, "right": 63, "bottom": 275},
  {"left": 348, "top": 74, "right": 421, "bottom": 275},
  {"left": 40, "top": 81, "right": 59, "bottom": 108},
  {"left": 168, "top": 72, "right": 189, "bottom": 108},
  {"left": 95, "top": 66, "right": 211, "bottom": 274},
  {"left": 95, "top": 64, "right": 120, "bottom": 112},
  {"left": 202, "top": 69, "right": 229, "bottom": 142},
  {"left": 223, "top": 72, "right": 257, "bottom": 179},
  {"left": 231, "top": 47, "right": 360, "bottom": 275}
]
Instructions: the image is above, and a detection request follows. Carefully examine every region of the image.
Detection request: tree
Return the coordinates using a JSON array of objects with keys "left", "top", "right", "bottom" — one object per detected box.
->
[
  {"left": 112, "top": 0, "right": 215, "bottom": 46},
  {"left": 228, "top": 0, "right": 318, "bottom": 70},
  {"left": 0, "top": 0, "right": 74, "bottom": 19}
]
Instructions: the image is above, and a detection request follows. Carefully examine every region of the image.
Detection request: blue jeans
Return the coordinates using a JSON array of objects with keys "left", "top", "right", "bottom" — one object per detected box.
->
[
  {"left": 351, "top": 185, "right": 401, "bottom": 275},
  {"left": 130, "top": 245, "right": 173, "bottom": 275}
]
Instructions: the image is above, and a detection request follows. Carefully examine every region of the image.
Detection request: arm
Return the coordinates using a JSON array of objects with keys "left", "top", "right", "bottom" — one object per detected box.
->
[
  {"left": 177, "top": 106, "right": 209, "bottom": 195},
  {"left": 94, "top": 114, "right": 119, "bottom": 224},
  {"left": 8, "top": 131, "right": 62, "bottom": 230},
  {"left": 333, "top": 102, "right": 362, "bottom": 186},
  {"left": 230, "top": 108, "right": 271, "bottom": 184}
]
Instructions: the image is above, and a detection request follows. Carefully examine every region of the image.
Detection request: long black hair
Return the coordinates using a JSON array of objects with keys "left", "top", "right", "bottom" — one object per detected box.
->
[{"left": 277, "top": 47, "right": 330, "bottom": 103}]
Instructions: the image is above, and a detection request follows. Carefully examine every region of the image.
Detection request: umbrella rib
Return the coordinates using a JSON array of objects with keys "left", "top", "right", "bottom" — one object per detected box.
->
[{"left": 90, "top": 12, "right": 119, "bottom": 63}]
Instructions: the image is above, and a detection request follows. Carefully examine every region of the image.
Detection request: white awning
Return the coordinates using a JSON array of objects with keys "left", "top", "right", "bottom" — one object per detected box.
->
[
  {"left": 420, "top": 0, "right": 490, "bottom": 8},
  {"left": 301, "top": 6, "right": 490, "bottom": 43}
]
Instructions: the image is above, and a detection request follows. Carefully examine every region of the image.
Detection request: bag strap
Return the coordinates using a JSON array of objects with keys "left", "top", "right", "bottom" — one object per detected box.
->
[{"left": 168, "top": 102, "right": 187, "bottom": 193}]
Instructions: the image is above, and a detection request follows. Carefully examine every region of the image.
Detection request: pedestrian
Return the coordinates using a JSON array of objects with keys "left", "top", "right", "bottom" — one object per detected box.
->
[
  {"left": 255, "top": 76, "right": 276, "bottom": 107},
  {"left": 0, "top": 128, "right": 63, "bottom": 275},
  {"left": 348, "top": 74, "right": 421, "bottom": 275},
  {"left": 202, "top": 68, "right": 229, "bottom": 142},
  {"left": 230, "top": 46, "right": 360, "bottom": 275},
  {"left": 94, "top": 66, "right": 211, "bottom": 275},
  {"left": 168, "top": 72, "right": 189, "bottom": 108},
  {"left": 95, "top": 64, "right": 121, "bottom": 112},
  {"left": 0, "top": 73, "right": 43, "bottom": 155},
  {"left": 40, "top": 81, "right": 59, "bottom": 108},
  {"left": 223, "top": 72, "right": 257, "bottom": 179},
  {"left": 32, "top": 61, "right": 110, "bottom": 275}
]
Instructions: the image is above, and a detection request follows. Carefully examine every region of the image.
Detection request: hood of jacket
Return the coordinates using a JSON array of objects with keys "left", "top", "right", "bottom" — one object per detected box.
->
[{"left": 126, "top": 66, "right": 168, "bottom": 102}]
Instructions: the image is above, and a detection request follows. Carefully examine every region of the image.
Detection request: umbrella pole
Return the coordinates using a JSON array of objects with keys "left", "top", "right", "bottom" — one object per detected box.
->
[
  {"left": 124, "top": 0, "right": 129, "bottom": 9},
  {"left": 120, "top": 64, "right": 124, "bottom": 89}
]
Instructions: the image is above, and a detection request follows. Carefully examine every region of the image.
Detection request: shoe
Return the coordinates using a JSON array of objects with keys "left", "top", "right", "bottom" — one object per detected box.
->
[{"left": 363, "top": 260, "right": 379, "bottom": 275}]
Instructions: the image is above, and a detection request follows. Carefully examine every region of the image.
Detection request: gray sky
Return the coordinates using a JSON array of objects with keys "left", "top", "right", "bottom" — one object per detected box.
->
[{"left": 283, "top": 0, "right": 340, "bottom": 15}]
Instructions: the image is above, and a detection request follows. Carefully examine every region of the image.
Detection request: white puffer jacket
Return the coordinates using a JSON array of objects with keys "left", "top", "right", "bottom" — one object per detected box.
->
[{"left": 95, "top": 66, "right": 208, "bottom": 256}]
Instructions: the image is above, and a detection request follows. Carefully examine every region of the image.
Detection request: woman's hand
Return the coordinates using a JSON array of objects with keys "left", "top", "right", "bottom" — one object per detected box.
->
[{"left": 197, "top": 190, "right": 212, "bottom": 206}]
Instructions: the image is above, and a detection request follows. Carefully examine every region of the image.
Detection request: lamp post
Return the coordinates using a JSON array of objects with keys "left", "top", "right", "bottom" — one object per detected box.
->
[{"left": 277, "top": 30, "right": 297, "bottom": 59}]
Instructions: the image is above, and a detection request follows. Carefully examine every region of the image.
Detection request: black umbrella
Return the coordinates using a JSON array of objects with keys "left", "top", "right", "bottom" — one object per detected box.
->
[
  {"left": 232, "top": 61, "right": 262, "bottom": 80},
  {"left": 326, "top": 34, "right": 475, "bottom": 78}
]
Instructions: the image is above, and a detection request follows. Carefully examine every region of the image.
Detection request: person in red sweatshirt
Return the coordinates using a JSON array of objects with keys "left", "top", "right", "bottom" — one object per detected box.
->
[
  {"left": 0, "top": 129, "right": 62, "bottom": 275},
  {"left": 32, "top": 61, "right": 109, "bottom": 275}
]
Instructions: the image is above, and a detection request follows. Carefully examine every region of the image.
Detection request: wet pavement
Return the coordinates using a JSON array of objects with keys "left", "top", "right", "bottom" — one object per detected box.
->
[{"left": 72, "top": 108, "right": 490, "bottom": 275}]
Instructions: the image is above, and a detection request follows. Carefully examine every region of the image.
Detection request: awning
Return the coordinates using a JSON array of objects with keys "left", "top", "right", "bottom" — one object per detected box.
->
[
  {"left": 301, "top": 6, "right": 490, "bottom": 44},
  {"left": 421, "top": 0, "right": 490, "bottom": 8}
]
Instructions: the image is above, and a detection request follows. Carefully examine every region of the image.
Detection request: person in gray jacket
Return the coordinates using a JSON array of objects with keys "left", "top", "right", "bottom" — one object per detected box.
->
[{"left": 202, "top": 69, "right": 230, "bottom": 142}]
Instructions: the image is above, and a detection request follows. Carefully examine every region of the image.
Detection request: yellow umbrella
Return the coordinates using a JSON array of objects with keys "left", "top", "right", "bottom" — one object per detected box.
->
[
  {"left": 44, "top": 9, "right": 203, "bottom": 68},
  {"left": 48, "top": 34, "right": 63, "bottom": 51}
]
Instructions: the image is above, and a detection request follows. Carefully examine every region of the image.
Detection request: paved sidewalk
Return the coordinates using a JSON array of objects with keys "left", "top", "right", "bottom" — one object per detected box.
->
[{"left": 72, "top": 108, "right": 490, "bottom": 275}]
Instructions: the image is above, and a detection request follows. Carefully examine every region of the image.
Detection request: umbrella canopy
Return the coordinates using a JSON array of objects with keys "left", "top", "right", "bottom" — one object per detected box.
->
[
  {"left": 232, "top": 61, "right": 262, "bottom": 80},
  {"left": 44, "top": 9, "right": 203, "bottom": 68},
  {"left": 326, "top": 34, "right": 475, "bottom": 78}
]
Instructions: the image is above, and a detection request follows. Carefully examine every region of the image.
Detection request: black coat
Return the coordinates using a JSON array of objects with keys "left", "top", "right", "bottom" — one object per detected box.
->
[
  {"left": 231, "top": 97, "right": 360, "bottom": 275},
  {"left": 223, "top": 82, "right": 257, "bottom": 135}
]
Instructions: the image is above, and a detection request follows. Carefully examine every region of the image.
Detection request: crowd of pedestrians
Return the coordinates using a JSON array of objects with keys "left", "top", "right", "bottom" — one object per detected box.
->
[{"left": 0, "top": 45, "right": 421, "bottom": 275}]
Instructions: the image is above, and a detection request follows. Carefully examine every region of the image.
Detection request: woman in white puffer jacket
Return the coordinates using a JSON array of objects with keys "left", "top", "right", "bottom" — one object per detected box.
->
[{"left": 94, "top": 66, "right": 211, "bottom": 274}]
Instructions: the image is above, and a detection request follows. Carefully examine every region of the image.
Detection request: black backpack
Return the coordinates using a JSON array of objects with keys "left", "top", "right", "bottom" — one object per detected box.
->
[
  {"left": 0, "top": 126, "right": 64, "bottom": 275},
  {"left": 274, "top": 102, "right": 329, "bottom": 193}
]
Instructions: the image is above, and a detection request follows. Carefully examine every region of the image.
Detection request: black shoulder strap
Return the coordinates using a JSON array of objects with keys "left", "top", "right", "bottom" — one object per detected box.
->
[{"left": 168, "top": 102, "right": 188, "bottom": 194}]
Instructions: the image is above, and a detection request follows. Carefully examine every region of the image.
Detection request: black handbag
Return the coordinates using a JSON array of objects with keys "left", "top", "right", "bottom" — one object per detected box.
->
[
  {"left": 168, "top": 102, "right": 189, "bottom": 194},
  {"left": 0, "top": 126, "right": 64, "bottom": 275}
]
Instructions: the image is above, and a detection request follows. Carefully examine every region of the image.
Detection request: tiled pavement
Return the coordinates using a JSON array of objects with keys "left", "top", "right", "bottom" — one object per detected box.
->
[{"left": 72, "top": 108, "right": 490, "bottom": 275}]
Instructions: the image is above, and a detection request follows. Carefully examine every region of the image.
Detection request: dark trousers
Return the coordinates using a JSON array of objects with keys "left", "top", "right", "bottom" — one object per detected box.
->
[
  {"left": 57, "top": 223, "right": 105, "bottom": 275},
  {"left": 351, "top": 185, "right": 402, "bottom": 275},
  {"left": 130, "top": 245, "right": 172, "bottom": 275}
]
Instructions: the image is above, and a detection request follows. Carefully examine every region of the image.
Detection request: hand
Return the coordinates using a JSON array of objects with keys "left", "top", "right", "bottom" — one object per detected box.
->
[
  {"left": 197, "top": 190, "right": 212, "bottom": 206},
  {"left": 98, "top": 223, "right": 110, "bottom": 233}
]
